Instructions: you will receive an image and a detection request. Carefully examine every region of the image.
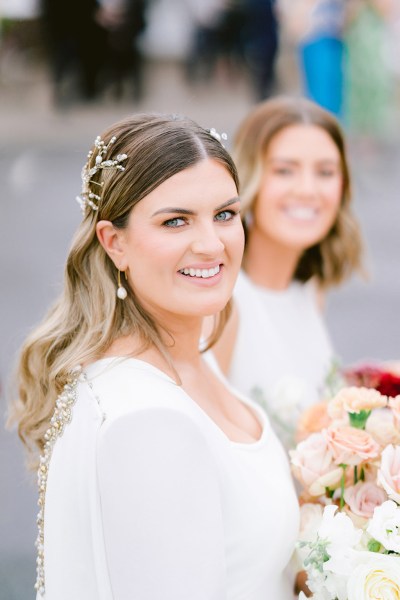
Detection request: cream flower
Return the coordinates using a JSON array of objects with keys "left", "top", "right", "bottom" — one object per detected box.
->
[
  {"left": 377, "top": 444, "right": 400, "bottom": 503},
  {"left": 347, "top": 553, "right": 400, "bottom": 600},
  {"left": 299, "top": 503, "right": 324, "bottom": 541},
  {"left": 366, "top": 407, "right": 400, "bottom": 448},
  {"left": 328, "top": 387, "right": 387, "bottom": 419},
  {"left": 367, "top": 500, "right": 400, "bottom": 553},
  {"left": 389, "top": 395, "right": 400, "bottom": 428}
]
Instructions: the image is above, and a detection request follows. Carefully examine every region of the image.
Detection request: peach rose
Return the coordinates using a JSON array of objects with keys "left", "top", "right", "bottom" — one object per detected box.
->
[
  {"left": 377, "top": 444, "right": 400, "bottom": 503},
  {"left": 328, "top": 387, "right": 387, "bottom": 420},
  {"left": 389, "top": 395, "right": 400, "bottom": 428},
  {"left": 326, "top": 426, "right": 381, "bottom": 466},
  {"left": 296, "top": 401, "right": 331, "bottom": 442},
  {"left": 344, "top": 481, "right": 387, "bottom": 518},
  {"left": 366, "top": 407, "right": 400, "bottom": 448},
  {"left": 290, "top": 432, "right": 343, "bottom": 496}
]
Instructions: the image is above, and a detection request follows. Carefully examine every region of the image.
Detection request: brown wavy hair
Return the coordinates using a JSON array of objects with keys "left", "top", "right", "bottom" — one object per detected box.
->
[
  {"left": 233, "top": 96, "right": 364, "bottom": 287},
  {"left": 10, "top": 113, "right": 239, "bottom": 465}
]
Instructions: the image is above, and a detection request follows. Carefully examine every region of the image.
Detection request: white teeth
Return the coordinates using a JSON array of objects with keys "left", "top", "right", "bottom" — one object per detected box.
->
[
  {"left": 285, "top": 207, "right": 317, "bottom": 220},
  {"left": 179, "top": 265, "right": 220, "bottom": 278}
]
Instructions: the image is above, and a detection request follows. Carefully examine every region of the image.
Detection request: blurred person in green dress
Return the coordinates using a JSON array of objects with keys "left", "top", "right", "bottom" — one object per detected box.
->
[{"left": 344, "top": 0, "right": 396, "bottom": 143}]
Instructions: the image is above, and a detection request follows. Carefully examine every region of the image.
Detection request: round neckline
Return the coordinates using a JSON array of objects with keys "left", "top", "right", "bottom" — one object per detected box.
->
[
  {"left": 83, "top": 355, "right": 269, "bottom": 449},
  {"left": 240, "top": 270, "right": 300, "bottom": 297}
]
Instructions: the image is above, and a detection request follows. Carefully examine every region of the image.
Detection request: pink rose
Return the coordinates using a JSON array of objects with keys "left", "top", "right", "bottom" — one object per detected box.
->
[
  {"left": 326, "top": 426, "right": 381, "bottom": 466},
  {"left": 328, "top": 387, "right": 387, "bottom": 420},
  {"left": 344, "top": 481, "right": 387, "bottom": 518},
  {"left": 366, "top": 407, "right": 400, "bottom": 448},
  {"left": 290, "top": 432, "right": 343, "bottom": 496},
  {"left": 378, "top": 444, "right": 400, "bottom": 503}
]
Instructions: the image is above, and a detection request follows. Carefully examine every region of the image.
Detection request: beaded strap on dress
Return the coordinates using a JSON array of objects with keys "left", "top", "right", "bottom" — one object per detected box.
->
[{"left": 35, "top": 368, "right": 82, "bottom": 597}]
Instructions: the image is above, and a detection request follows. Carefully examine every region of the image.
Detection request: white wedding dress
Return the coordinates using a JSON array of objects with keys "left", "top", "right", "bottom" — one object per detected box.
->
[
  {"left": 228, "top": 270, "right": 335, "bottom": 448},
  {"left": 39, "top": 353, "right": 299, "bottom": 600}
]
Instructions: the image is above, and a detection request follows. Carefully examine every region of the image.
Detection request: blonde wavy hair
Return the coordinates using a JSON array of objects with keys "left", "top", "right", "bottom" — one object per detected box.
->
[
  {"left": 10, "top": 113, "right": 239, "bottom": 465},
  {"left": 233, "top": 96, "right": 364, "bottom": 287}
]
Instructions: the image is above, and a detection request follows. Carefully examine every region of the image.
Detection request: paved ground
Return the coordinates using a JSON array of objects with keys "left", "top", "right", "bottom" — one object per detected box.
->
[{"left": 1, "top": 51, "right": 399, "bottom": 599}]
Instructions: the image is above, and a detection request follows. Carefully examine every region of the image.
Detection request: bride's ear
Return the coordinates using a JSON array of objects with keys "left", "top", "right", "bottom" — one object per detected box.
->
[{"left": 96, "top": 220, "right": 128, "bottom": 270}]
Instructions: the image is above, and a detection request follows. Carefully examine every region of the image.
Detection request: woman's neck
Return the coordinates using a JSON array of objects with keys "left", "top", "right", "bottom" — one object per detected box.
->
[{"left": 243, "top": 226, "right": 301, "bottom": 290}]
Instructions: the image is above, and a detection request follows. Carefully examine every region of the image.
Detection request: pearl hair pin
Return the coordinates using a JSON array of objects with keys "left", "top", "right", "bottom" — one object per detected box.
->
[
  {"left": 76, "top": 135, "right": 128, "bottom": 214},
  {"left": 208, "top": 127, "right": 228, "bottom": 147}
]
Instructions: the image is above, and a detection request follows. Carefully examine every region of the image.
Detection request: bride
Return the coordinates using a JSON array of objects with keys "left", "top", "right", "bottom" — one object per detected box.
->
[{"left": 11, "top": 113, "right": 299, "bottom": 599}]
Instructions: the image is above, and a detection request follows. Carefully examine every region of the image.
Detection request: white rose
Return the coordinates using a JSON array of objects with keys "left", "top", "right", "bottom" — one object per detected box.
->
[
  {"left": 377, "top": 444, "right": 400, "bottom": 503},
  {"left": 270, "top": 375, "right": 306, "bottom": 427},
  {"left": 366, "top": 408, "right": 400, "bottom": 447},
  {"left": 299, "top": 503, "right": 324, "bottom": 541},
  {"left": 367, "top": 500, "right": 400, "bottom": 552},
  {"left": 318, "top": 505, "right": 363, "bottom": 557},
  {"left": 347, "top": 553, "right": 400, "bottom": 600}
]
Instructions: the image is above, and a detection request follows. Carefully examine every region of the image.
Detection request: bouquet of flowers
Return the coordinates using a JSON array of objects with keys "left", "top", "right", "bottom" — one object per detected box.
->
[{"left": 290, "top": 386, "right": 400, "bottom": 599}]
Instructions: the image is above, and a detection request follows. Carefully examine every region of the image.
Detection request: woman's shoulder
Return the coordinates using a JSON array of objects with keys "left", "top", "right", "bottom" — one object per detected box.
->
[{"left": 81, "top": 356, "right": 184, "bottom": 422}]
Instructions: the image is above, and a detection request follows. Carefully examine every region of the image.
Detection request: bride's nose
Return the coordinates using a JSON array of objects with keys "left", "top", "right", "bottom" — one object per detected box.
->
[{"left": 190, "top": 222, "right": 225, "bottom": 256}]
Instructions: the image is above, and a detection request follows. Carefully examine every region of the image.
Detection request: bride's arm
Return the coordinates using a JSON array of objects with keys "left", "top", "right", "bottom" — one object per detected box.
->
[{"left": 97, "top": 408, "right": 227, "bottom": 599}]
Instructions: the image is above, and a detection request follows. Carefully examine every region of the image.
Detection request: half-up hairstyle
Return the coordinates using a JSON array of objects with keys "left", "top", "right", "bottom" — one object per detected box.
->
[{"left": 10, "top": 113, "right": 239, "bottom": 465}]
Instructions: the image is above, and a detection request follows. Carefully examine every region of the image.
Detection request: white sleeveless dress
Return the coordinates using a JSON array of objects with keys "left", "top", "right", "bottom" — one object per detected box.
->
[
  {"left": 38, "top": 352, "right": 299, "bottom": 600},
  {"left": 228, "top": 270, "right": 335, "bottom": 448}
]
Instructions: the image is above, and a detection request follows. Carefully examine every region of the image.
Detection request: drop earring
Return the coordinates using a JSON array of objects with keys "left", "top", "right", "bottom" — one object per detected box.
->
[{"left": 117, "top": 270, "right": 128, "bottom": 300}]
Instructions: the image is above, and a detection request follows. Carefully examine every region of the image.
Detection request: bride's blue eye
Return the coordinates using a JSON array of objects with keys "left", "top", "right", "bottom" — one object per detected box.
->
[
  {"left": 163, "top": 217, "right": 186, "bottom": 227},
  {"left": 215, "top": 210, "right": 236, "bottom": 222}
]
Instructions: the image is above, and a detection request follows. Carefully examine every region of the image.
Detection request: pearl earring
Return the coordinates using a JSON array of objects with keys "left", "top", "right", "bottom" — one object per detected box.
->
[{"left": 117, "top": 270, "right": 127, "bottom": 300}]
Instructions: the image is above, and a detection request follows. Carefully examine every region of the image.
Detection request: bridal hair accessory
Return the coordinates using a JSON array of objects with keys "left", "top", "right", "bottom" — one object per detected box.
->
[
  {"left": 208, "top": 127, "right": 228, "bottom": 147},
  {"left": 117, "top": 270, "right": 128, "bottom": 300},
  {"left": 76, "top": 135, "right": 128, "bottom": 214}
]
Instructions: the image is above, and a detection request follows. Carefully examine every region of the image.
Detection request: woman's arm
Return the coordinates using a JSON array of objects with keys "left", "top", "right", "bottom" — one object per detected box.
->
[{"left": 97, "top": 408, "right": 227, "bottom": 599}]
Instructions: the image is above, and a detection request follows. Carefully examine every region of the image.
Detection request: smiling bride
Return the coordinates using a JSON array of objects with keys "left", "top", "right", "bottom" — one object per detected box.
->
[{"left": 10, "top": 113, "right": 300, "bottom": 600}]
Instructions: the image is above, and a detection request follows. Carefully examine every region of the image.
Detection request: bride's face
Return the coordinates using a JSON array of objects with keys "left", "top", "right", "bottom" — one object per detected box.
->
[{"left": 119, "top": 158, "right": 244, "bottom": 323}]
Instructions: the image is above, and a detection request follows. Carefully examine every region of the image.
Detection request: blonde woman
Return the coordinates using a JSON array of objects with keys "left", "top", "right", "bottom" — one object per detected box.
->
[
  {"left": 10, "top": 114, "right": 299, "bottom": 599},
  {"left": 212, "top": 96, "right": 364, "bottom": 448}
]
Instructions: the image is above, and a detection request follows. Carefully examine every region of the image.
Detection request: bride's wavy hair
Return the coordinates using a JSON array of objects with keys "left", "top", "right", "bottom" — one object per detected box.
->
[
  {"left": 10, "top": 113, "right": 239, "bottom": 465},
  {"left": 233, "top": 96, "right": 364, "bottom": 288}
]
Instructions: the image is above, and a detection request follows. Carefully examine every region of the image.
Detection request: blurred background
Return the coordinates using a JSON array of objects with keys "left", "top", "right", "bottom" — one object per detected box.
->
[{"left": 1, "top": 0, "right": 399, "bottom": 597}]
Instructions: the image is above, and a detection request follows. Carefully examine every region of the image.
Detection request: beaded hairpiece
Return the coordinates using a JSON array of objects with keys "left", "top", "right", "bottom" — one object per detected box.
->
[
  {"left": 208, "top": 127, "right": 228, "bottom": 147},
  {"left": 76, "top": 135, "right": 128, "bottom": 214}
]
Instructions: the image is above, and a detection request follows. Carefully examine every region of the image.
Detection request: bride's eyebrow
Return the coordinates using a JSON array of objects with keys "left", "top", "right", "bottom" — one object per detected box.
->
[{"left": 152, "top": 196, "right": 240, "bottom": 217}]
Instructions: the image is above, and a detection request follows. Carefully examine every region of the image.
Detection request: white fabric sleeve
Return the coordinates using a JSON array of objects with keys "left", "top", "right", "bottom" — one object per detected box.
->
[{"left": 97, "top": 408, "right": 227, "bottom": 600}]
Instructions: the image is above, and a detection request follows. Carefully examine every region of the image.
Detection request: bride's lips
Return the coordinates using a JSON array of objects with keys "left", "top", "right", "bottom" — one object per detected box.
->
[{"left": 177, "top": 263, "right": 223, "bottom": 285}]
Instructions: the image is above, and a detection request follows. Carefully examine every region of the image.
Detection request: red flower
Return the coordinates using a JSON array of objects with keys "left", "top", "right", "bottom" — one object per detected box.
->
[
  {"left": 377, "top": 372, "right": 400, "bottom": 397},
  {"left": 344, "top": 364, "right": 400, "bottom": 398}
]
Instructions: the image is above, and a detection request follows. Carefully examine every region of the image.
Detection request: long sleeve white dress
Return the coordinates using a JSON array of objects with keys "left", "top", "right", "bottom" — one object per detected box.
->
[
  {"left": 228, "top": 270, "right": 335, "bottom": 448},
  {"left": 39, "top": 353, "right": 299, "bottom": 600}
]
